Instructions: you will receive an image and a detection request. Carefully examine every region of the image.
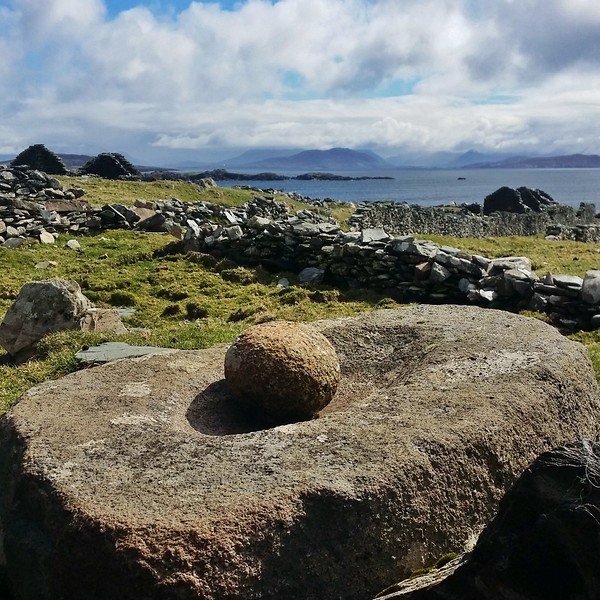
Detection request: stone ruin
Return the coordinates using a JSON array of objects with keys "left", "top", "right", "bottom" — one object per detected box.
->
[
  {"left": 0, "top": 305, "right": 599, "bottom": 599},
  {"left": 10, "top": 144, "right": 68, "bottom": 176},
  {"left": 3, "top": 165, "right": 600, "bottom": 331},
  {"left": 80, "top": 152, "right": 141, "bottom": 180}
]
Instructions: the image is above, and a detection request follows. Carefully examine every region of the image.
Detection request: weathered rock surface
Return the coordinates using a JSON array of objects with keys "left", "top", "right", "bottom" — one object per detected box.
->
[
  {"left": 224, "top": 321, "right": 340, "bottom": 422},
  {"left": 74, "top": 341, "right": 176, "bottom": 363},
  {"left": 1, "top": 306, "right": 599, "bottom": 600},
  {"left": 0, "top": 279, "right": 91, "bottom": 357},
  {"left": 483, "top": 186, "right": 556, "bottom": 215},
  {"left": 377, "top": 440, "right": 600, "bottom": 600}
]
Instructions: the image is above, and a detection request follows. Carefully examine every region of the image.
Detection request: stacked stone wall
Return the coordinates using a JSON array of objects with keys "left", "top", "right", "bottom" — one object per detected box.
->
[
  {"left": 2, "top": 165, "right": 600, "bottom": 331},
  {"left": 352, "top": 201, "right": 596, "bottom": 238}
]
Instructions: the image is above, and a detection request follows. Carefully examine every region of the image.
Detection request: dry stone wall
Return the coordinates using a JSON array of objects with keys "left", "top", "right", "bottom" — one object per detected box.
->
[
  {"left": 3, "top": 165, "right": 600, "bottom": 331},
  {"left": 177, "top": 213, "right": 600, "bottom": 331},
  {"left": 351, "top": 201, "right": 596, "bottom": 238}
]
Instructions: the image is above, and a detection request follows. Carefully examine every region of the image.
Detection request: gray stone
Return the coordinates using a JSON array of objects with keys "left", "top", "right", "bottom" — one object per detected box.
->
[
  {"left": 554, "top": 274, "right": 584, "bottom": 289},
  {"left": 361, "top": 228, "right": 390, "bottom": 243},
  {"left": 5, "top": 225, "right": 19, "bottom": 238},
  {"left": 75, "top": 341, "right": 175, "bottom": 363},
  {"left": 226, "top": 225, "right": 244, "bottom": 240},
  {"left": 1, "top": 307, "right": 598, "bottom": 600},
  {"left": 0, "top": 279, "right": 91, "bottom": 357},
  {"left": 39, "top": 230, "right": 55, "bottom": 244},
  {"left": 430, "top": 262, "right": 451, "bottom": 283},
  {"left": 458, "top": 278, "right": 476, "bottom": 294},
  {"left": 2, "top": 237, "right": 25, "bottom": 249},
  {"left": 65, "top": 239, "right": 81, "bottom": 250},
  {"left": 582, "top": 270, "right": 600, "bottom": 305},
  {"left": 298, "top": 267, "right": 325, "bottom": 284},
  {"left": 247, "top": 216, "right": 271, "bottom": 230},
  {"left": 34, "top": 260, "right": 58, "bottom": 270},
  {"left": 489, "top": 256, "right": 533, "bottom": 274},
  {"left": 529, "top": 292, "right": 549, "bottom": 312}
]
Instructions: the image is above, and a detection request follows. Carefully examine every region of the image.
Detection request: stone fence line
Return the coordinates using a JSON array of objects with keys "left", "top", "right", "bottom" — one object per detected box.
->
[{"left": 2, "top": 165, "right": 600, "bottom": 331}]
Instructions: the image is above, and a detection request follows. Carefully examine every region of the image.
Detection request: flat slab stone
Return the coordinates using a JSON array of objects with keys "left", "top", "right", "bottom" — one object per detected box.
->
[
  {"left": 75, "top": 341, "right": 174, "bottom": 363},
  {"left": 1, "top": 306, "right": 599, "bottom": 600}
]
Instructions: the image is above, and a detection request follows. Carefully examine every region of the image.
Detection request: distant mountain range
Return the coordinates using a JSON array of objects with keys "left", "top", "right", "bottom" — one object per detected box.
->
[
  {"left": 239, "top": 147, "right": 391, "bottom": 171},
  {"left": 213, "top": 148, "right": 600, "bottom": 171},
  {"left": 3, "top": 148, "right": 600, "bottom": 172},
  {"left": 462, "top": 153, "right": 600, "bottom": 169}
]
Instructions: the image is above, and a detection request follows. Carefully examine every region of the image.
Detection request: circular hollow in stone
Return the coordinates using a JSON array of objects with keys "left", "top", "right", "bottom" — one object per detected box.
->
[
  {"left": 1, "top": 306, "right": 600, "bottom": 600},
  {"left": 224, "top": 321, "right": 340, "bottom": 422}
]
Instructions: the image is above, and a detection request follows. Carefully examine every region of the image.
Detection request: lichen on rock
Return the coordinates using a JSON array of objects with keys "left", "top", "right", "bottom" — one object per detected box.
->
[{"left": 224, "top": 320, "right": 341, "bottom": 422}]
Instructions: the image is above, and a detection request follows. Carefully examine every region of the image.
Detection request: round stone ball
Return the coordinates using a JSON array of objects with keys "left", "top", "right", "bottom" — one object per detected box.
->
[{"left": 224, "top": 321, "right": 341, "bottom": 422}]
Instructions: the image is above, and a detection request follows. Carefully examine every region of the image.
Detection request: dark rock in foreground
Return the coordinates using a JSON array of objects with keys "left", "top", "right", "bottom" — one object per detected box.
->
[
  {"left": 1, "top": 306, "right": 599, "bottom": 600},
  {"left": 379, "top": 440, "right": 600, "bottom": 600}
]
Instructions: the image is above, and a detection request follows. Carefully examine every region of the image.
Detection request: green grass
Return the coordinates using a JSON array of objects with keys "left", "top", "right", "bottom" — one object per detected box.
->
[
  {"left": 0, "top": 227, "right": 391, "bottom": 413},
  {"left": 56, "top": 175, "right": 355, "bottom": 224},
  {"left": 425, "top": 234, "right": 600, "bottom": 277},
  {"left": 2, "top": 178, "right": 600, "bottom": 414}
]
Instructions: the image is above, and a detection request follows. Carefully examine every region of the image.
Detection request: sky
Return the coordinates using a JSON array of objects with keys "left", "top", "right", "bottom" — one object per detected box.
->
[{"left": 2, "top": 0, "right": 600, "bottom": 165}]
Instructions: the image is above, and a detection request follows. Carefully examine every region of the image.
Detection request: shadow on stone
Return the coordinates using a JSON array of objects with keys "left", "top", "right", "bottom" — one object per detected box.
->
[{"left": 186, "top": 380, "right": 309, "bottom": 435}]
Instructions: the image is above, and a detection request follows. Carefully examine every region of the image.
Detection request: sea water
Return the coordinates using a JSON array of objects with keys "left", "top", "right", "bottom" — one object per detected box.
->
[{"left": 218, "top": 168, "right": 600, "bottom": 210}]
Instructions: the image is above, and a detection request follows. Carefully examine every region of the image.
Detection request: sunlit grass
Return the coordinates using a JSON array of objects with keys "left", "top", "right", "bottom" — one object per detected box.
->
[{"left": 2, "top": 178, "right": 600, "bottom": 414}]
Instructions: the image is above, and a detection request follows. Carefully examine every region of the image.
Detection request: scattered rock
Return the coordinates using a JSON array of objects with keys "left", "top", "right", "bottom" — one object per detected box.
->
[
  {"left": 298, "top": 266, "right": 325, "bottom": 285},
  {"left": 39, "top": 230, "right": 55, "bottom": 244},
  {"left": 224, "top": 320, "right": 340, "bottom": 422},
  {"left": 65, "top": 239, "right": 81, "bottom": 250},
  {"left": 582, "top": 270, "right": 600, "bottom": 304},
  {"left": 0, "top": 279, "right": 91, "bottom": 358},
  {"left": 34, "top": 260, "right": 58, "bottom": 269},
  {"left": 75, "top": 341, "right": 175, "bottom": 363},
  {"left": 2, "top": 237, "right": 25, "bottom": 249},
  {"left": 79, "top": 309, "right": 129, "bottom": 336}
]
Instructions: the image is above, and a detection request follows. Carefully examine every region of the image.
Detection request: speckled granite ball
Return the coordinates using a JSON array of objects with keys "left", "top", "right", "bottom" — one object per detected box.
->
[{"left": 224, "top": 321, "right": 340, "bottom": 422}]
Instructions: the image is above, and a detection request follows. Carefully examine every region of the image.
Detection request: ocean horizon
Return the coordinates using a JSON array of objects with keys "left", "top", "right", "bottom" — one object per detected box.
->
[{"left": 217, "top": 168, "right": 600, "bottom": 211}]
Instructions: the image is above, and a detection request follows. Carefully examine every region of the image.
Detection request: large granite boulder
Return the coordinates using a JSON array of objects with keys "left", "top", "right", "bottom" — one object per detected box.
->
[
  {"left": 224, "top": 321, "right": 340, "bottom": 422},
  {"left": 377, "top": 440, "right": 600, "bottom": 599},
  {"left": 1, "top": 306, "right": 599, "bottom": 600},
  {"left": 0, "top": 279, "right": 91, "bottom": 358}
]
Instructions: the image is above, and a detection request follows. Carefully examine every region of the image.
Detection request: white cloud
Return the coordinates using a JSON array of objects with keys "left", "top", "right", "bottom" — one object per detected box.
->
[{"left": 2, "top": 0, "right": 600, "bottom": 160}]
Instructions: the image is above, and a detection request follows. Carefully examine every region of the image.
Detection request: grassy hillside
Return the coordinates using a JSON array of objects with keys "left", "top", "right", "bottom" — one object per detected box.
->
[{"left": 1, "top": 177, "right": 600, "bottom": 413}]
